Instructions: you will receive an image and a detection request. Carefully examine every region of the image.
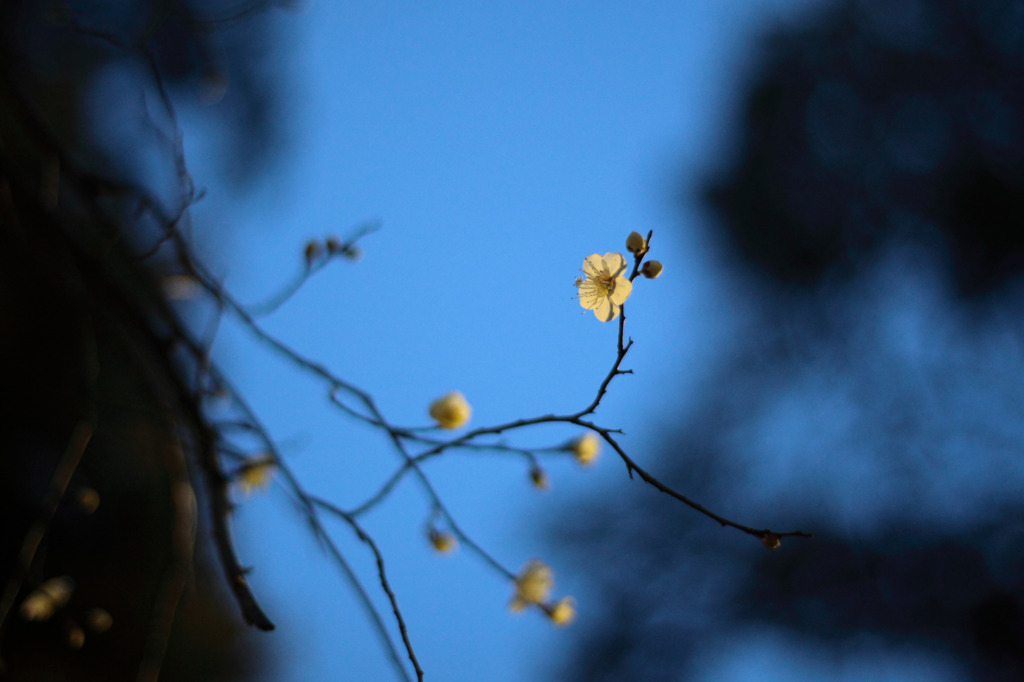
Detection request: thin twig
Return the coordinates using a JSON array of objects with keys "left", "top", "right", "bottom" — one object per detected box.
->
[{"left": 312, "top": 497, "right": 424, "bottom": 681}]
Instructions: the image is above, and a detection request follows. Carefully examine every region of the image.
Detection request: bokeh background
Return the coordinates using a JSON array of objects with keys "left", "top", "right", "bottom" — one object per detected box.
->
[{"left": 5, "top": 0, "right": 1024, "bottom": 680}]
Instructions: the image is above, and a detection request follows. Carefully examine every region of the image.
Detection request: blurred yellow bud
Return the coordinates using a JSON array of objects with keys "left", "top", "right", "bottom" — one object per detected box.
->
[
  {"left": 429, "top": 391, "right": 472, "bottom": 430},
  {"left": 640, "top": 260, "right": 663, "bottom": 279},
  {"left": 510, "top": 560, "right": 554, "bottom": 611},
  {"left": 76, "top": 487, "right": 100, "bottom": 514},
  {"left": 761, "top": 533, "right": 781, "bottom": 550},
  {"left": 66, "top": 624, "right": 85, "bottom": 649},
  {"left": 86, "top": 608, "right": 113, "bottom": 634},
  {"left": 428, "top": 528, "right": 458, "bottom": 554},
  {"left": 237, "top": 456, "right": 275, "bottom": 495},
  {"left": 20, "top": 576, "right": 74, "bottom": 622},
  {"left": 547, "top": 597, "right": 577, "bottom": 626},
  {"left": 625, "top": 231, "right": 647, "bottom": 254},
  {"left": 569, "top": 433, "right": 600, "bottom": 465}
]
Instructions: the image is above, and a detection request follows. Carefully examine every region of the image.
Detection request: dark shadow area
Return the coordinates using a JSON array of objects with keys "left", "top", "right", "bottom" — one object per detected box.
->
[
  {"left": 557, "top": 0, "right": 1024, "bottom": 679},
  {"left": 1, "top": 1, "right": 288, "bottom": 678}
]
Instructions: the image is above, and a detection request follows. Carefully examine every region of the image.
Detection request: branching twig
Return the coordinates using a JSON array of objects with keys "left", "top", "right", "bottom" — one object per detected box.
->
[
  {"left": 12, "top": 10, "right": 815, "bottom": 680},
  {"left": 312, "top": 497, "right": 424, "bottom": 681}
]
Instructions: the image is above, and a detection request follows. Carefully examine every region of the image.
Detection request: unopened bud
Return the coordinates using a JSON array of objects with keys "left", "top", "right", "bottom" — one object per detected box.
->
[
  {"left": 626, "top": 231, "right": 647, "bottom": 254},
  {"left": 530, "top": 466, "right": 549, "bottom": 490},
  {"left": 428, "top": 528, "right": 457, "bottom": 554},
  {"left": 640, "top": 260, "right": 663, "bottom": 279},
  {"left": 547, "top": 597, "right": 577, "bottom": 626},
  {"left": 76, "top": 488, "right": 100, "bottom": 514},
  {"left": 66, "top": 624, "right": 85, "bottom": 649},
  {"left": 325, "top": 236, "right": 343, "bottom": 254},
  {"left": 761, "top": 533, "right": 781, "bottom": 550},
  {"left": 429, "top": 392, "right": 472, "bottom": 430},
  {"left": 86, "top": 608, "right": 113, "bottom": 634},
  {"left": 303, "top": 240, "right": 324, "bottom": 267}
]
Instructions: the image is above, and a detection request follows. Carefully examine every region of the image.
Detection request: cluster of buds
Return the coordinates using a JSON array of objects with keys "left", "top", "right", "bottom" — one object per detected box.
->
[
  {"left": 575, "top": 230, "right": 663, "bottom": 322},
  {"left": 304, "top": 237, "right": 362, "bottom": 268},
  {"left": 509, "top": 560, "right": 576, "bottom": 626},
  {"left": 19, "top": 577, "right": 113, "bottom": 649},
  {"left": 625, "top": 231, "right": 662, "bottom": 279}
]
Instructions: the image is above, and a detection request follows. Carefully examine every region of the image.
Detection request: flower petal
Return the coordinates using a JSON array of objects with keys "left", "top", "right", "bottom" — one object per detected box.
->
[
  {"left": 602, "top": 252, "right": 627, "bottom": 277},
  {"left": 582, "top": 254, "right": 606, "bottom": 278},
  {"left": 593, "top": 298, "right": 618, "bottom": 322},
  {"left": 609, "top": 276, "right": 632, "bottom": 305},
  {"left": 578, "top": 281, "right": 602, "bottom": 309}
]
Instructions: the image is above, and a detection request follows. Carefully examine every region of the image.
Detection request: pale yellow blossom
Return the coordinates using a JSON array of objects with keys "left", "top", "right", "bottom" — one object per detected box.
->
[
  {"left": 429, "top": 391, "right": 472, "bottom": 429},
  {"left": 576, "top": 253, "right": 632, "bottom": 322},
  {"left": 509, "top": 560, "right": 554, "bottom": 612},
  {"left": 569, "top": 433, "right": 600, "bottom": 465}
]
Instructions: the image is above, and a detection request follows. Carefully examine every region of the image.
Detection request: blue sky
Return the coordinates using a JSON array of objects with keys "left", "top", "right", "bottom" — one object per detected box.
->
[{"left": 180, "top": 1, "right": 825, "bottom": 680}]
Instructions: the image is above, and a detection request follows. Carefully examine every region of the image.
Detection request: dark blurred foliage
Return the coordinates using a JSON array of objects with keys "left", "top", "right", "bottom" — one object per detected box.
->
[
  {"left": 1, "top": 1, "right": 290, "bottom": 678},
  {"left": 705, "top": 0, "right": 1024, "bottom": 297},
  {"left": 558, "top": 0, "right": 1024, "bottom": 680}
]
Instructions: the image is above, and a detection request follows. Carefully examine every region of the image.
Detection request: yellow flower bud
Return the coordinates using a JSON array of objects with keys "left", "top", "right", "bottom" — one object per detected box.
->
[
  {"left": 640, "top": 260, "right": 663, "bottom": 279},
  {"left": 66, "top": 625, "right": 85, "bottom": 649},
  {"left": 237, "top": 456, "right": 275, "bottom": 495},
  {"left": 625, "top": 231, "right": 647, "bottom": 254},
  {"left": 86, "top": 608, "right": 113, "bottom": 634},
  {"left": 76, "top": 487, "right": 100, "bottom": 514},
  {"left": 428, "top": 391, "right": 472, "bottom": 429},
  {"left": 761, "top": 533, "right": 781, "bottom": 550},
  {"left": 428, "top": 528, "right": 458, "bottom": 554},
  {"left": 547, "top": 597, "right": 577, "bottom": 626},
  {"left": 569, "top": 433, "right": 600, "bottom": 465}
]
